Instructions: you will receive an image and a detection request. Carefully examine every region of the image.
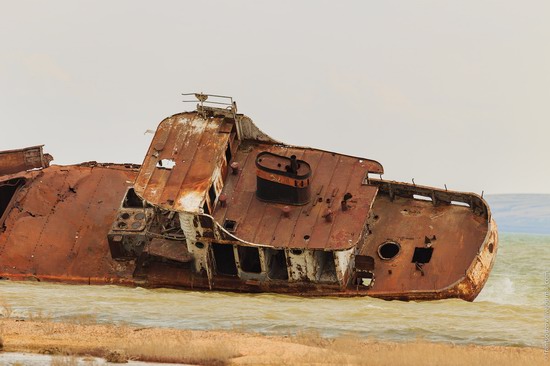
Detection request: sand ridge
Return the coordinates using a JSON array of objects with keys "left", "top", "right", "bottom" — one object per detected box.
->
[{"left": 0, "top": 319, "right": 545, "bottom": 365}]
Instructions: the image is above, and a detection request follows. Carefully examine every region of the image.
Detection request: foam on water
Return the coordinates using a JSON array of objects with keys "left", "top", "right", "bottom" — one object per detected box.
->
[{"left": 1, "top": 233, "right": 548, "bottom": 348}]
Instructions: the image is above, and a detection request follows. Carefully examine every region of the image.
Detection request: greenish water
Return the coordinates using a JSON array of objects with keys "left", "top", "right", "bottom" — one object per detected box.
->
[{"left": 1, "top": 233, "right": 548, "bottom": 348}]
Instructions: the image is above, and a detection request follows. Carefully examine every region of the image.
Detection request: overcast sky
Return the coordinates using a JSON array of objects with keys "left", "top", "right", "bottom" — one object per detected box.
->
[{"left": 1, "top": 1, "right": 549, "bottom": 194}]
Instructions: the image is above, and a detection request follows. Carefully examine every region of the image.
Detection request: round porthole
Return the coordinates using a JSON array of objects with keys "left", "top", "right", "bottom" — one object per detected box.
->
[
  {"left": 195, "top": 242, "right": 205, "bottom": 249},
  {"left": 377, "top": 241, "right": 401, "bottom": 260},
  {"left": 488, "top": 243, "right": 494, "bottom": 253}
]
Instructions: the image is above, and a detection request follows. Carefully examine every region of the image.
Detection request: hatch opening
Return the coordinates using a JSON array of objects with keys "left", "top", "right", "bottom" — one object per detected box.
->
[
  {"left": 223, "top": 219, "right": 237, "bottom": 233},
  {"left": 238, "top": 246, "right": 262, "bottom": 273},
  {"left": 266, "top": 248, "right": 288, "bottom": 280},
  {"left": 412, "top": 247, "right": 434, "bottom": 264},
  {"left": 316, "top": 250, "right": 337, "bottom": 282},
  {"left": 212, "top": 243, "right": 238, "bottom": 276}
]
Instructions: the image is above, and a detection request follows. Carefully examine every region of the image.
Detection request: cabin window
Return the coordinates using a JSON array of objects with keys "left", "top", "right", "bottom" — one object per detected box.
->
[
  {"left": 412, "top": 247, "right": 433, "bottom": 264},
  {"left": 156, "top": 159, "right": 176, "bottom": 170},
  {"left": 123, "top": 188, "right": 144, "bottom": 208},
  {"left": 266, "top": 248, "right": 288, "bottom": 280},
  {"left": 225, "top": 141, "right": 232, "bottom": 163},
  {"left": 378, "top": 241, "right": 400, "bottom": 260},
  {"left": 208, "top": 185, "right": 217, "bottom": 207},
  {"left": 212, "top": 243, "right": 238, "bottom": 276},
  {"left": 238, "top": 246, "right": 262, "bottom": 273},
  {"left": 0, "top": 178, "right": 25, "bottom": 222}
]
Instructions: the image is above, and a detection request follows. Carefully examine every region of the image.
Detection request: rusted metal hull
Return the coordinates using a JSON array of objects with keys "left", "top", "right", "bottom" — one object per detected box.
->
[
  {"left": 0, "top": 165, "right": 497, "bottom": 301},
  {"left": 0, "top": 164, "right": 139, "bottom": 284},
  {"left": 0, "top": 99, "right": 499, "bottom": 301}
]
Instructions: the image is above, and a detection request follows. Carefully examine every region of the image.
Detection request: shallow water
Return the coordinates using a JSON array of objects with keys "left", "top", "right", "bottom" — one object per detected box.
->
[{"left": 1, "top": 233, "right": 548, "bottom": 348}]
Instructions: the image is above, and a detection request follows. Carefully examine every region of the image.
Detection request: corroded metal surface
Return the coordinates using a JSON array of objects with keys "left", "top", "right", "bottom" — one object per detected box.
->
[
  {"left": 134, "top": 112, "right": 233, "bottom": 212},
  {"left": 0, "top": 164, "right": 138, "bottom": 284},
  {"left": 214, "top": 144, "right": 379, "bottom": 250},
  {"left": 0, "top": 145, "right": 53, "bottom": 175},
  {"left": 357, "top": 189, "right": 489, "bottom": 299},
  {"left": 0, "top": 98, "right": 498, "bottom": 302}
]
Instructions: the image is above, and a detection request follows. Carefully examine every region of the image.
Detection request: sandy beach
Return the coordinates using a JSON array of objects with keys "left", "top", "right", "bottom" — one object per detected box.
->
[{"left": 0, "top": 318, "right": 544, "bottom": 365}]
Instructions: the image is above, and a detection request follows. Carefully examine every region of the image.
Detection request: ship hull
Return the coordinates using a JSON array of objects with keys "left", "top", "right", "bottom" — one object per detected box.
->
[{"left": 0, "top": 165, "right": 497, "bottom": 301}]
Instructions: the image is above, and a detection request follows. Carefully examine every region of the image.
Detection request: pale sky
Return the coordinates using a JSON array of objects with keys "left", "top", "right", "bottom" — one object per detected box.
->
[{"left": 1, "top": 1, "right": 549, "bottom": 194}]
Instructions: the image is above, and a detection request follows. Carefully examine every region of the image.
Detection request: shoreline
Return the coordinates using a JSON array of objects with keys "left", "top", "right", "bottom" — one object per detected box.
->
[{"left": 0, "top": 318, "right": 545, "bottom": 365}]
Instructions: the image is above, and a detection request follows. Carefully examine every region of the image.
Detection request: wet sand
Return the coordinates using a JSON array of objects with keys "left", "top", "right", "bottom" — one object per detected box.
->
[{"left": 0, "top": 318, "right": 545, "bottom": 365}]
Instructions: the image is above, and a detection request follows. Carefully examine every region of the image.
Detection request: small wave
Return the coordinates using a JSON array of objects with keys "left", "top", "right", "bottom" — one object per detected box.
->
[{"left": 477, "top": 276, "right": 518, "bottom": 305}]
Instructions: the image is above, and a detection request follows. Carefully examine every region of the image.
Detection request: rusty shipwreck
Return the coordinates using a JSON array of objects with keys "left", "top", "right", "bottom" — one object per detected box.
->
[{"left": 0, "top": 94, "right": 498, "bottom": 301}]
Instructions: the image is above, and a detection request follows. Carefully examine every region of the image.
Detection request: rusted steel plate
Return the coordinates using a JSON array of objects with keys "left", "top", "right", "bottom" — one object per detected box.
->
[
  {"left": 0, "top": 145, "right": 52, "bottom": 175},
  {"left": 214, "top": 144, "right": 377, "bottom": 250},
  {"left": 145, "top": 238, "right": 193, "bottom": 263},
  {"left": 0, "top": 165, "right": 138, "bottom": 282},
  {"left": 134, "top": 113, "right": 231, "bottom": 212},
  {"left": 360, "top": 193, "right": 488, "bottom": 294}
]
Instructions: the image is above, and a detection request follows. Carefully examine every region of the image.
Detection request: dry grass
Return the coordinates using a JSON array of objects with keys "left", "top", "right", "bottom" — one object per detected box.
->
[
  {"left": 270, "top": 334, "right": 546, "bottom": 366},
  {"left": 27, "top": 310, "right": 53, "bottom": 322},
  {"left": 119, "top": 333, "right": 239, "bottom": 365},
  {"left": 63, "top": 314, "right": 98, "bottom": 325},
  {"left": 291, "top": 329, "right": 330, "bottom": 348},
  {"left": 50, "top": 355, "right": 79, "bottom": 366},
  {"left": 0, "top": 300, "right": 13, "bottom": 318}
]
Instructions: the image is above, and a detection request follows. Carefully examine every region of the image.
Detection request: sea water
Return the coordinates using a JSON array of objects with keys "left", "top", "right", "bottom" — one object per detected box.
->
[{"left": 1, "top": 233, "right": 548, "bottom": 348}]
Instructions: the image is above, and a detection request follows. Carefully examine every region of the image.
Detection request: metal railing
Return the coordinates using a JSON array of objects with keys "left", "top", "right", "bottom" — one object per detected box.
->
[{"left": 182, "top": 93, "right": 237, "bottom": 117}]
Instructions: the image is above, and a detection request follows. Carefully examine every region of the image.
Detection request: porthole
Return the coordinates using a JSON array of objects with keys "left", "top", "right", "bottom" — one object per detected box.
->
[
  {"left": 291, "top": 249, "right": 303, "bottom": 255},
  {"left": 195, "top": 242, "right": 205, "bottom": 249},
  {"left": 377, "top": 241, "right": 401, "bottom": 260}
]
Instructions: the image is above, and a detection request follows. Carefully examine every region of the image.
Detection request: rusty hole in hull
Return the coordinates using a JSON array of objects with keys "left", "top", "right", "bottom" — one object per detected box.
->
[
  {"left": 0, "top": 178, "right": 26, "bottom": 220},
  {"left": 123, "top": 188, "right": 144, "bottom": 208},
  {"left": 378, "top": 241, "right": 400, "bottom": 260},
  {"left": 412, "top": 247, "right": 434, "bottom": 263}
]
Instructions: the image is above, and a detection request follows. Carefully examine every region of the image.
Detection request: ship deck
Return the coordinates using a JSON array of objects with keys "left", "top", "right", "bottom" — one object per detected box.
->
[
  {"left": 360, "top": 193, "right": 489, "bottom": 295},
  {"left": 213, "top": 142, "right": 381, "bottom": 250}
]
